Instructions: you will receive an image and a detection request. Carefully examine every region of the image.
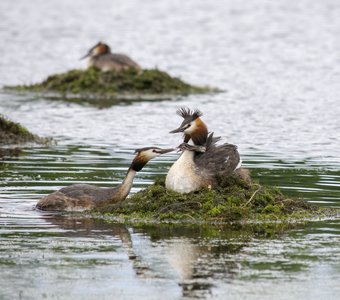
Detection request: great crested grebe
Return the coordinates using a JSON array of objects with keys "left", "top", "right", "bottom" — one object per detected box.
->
[
  {"left": 36, "top": 147, "right": 173, "bottom": 211},
  {"left": 165, "top": 108, "right": 242, "bottom": 193},
  {"left": 80, "top": 42, "right": 141, "bottom": 72}
]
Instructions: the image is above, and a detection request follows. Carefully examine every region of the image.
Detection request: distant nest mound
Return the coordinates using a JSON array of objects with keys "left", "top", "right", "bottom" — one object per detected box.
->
[
  {"left": 6, "top": 68, "right": 217, "bottom": 101},
  {"left": 0, "top": 115, "right": 51, "bottom": 156}
]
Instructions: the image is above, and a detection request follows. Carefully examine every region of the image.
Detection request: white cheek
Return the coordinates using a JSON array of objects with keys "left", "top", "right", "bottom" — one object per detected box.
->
[
  {"left": 184, "top": 122, "right": 197, "bottom": 134},
  {"left": 151, "top": 153, "right": 159, "bottom": 159},
  {"left": 146, "top": 151, "right": 158, "bottom": 159}
]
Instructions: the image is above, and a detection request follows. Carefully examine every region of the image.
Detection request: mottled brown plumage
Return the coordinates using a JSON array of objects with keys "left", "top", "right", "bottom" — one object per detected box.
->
[{"left": 180, "top": 133, "right": 241, "bottom": 184}]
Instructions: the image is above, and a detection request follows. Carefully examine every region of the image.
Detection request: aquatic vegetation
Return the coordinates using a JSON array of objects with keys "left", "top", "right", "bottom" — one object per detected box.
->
[
  {"left": 120, "top": 221, "right": 306, "bottom": 241},
  {"left": 0, "top": 115, "right": 49, "bottom": 146},
  {"left": 6, "top": 68, "right": 214, "bottom": 98},
  {"left": 0, "top": 115, "right": 51, "bottom": 156},
  {"left": 97, "top": 175, "right": 336, "bottom": 224},
  {"left": 0, "top": 115, "right": 34, "bottom": 145}
]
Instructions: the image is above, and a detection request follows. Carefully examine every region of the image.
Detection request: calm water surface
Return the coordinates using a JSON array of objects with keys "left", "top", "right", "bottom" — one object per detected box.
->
[{"left": 0, "top": 0, "right": 340, "bottom": 299}]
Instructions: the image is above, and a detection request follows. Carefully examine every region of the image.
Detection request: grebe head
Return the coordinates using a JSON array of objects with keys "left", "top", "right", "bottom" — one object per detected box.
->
[
  {"left": 130, "top": 147, "right": 174, "bottom": 171},
  {"left": 80, "top": 42, "right": 111, "bottom": 60},
  {"left": 169, "top": 107, "right": 208, "bottom": 145}
]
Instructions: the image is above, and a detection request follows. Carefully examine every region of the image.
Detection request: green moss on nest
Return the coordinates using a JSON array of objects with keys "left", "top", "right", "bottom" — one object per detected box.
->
[
  {"left": 6, "top": 68, "right": 214, "bottom": 98},
  {"left": 0, "top": 115, "right": 51, "bottom": 156},
  {"left": 0, "top": 115, "right": 33, "bottom": 144},
  {"left": 97, "top": 175, "right": 334, "bottom": 224}
]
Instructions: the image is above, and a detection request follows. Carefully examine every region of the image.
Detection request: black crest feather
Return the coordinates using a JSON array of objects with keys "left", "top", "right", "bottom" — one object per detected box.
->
[
  {"left": 205, "top": 132, "right": 221, "bottom": 149},
  {"left": 176, "top": 107, "right": 203, "bottom": 121}
]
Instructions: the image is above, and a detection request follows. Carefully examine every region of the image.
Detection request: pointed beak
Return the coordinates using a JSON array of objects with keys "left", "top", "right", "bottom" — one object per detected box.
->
[
  {"left": 157, "top": 148, "right": 175, "bottom": 154},
  {"left": 169, "top": 126, "right": 185, "bottom": 133},
  {"left": 80, "top": 52, "right": 90, "bottom": 60}
]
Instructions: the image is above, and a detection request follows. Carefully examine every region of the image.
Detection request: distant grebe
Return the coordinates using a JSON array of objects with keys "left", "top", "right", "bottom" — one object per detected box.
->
[{"left": 81, "top": 42, "right": 141, "bottom": 72}]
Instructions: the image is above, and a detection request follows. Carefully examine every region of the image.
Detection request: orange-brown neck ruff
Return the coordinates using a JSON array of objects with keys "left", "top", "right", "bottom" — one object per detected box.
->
[
  {"left": 130, "top": 155, "right": 149, "bottom": 171},
  {"left": 97, "top": 43, "right": 109, "bottom": 55},
  {"left": 191, "top": 118, "right": 208, "bottom": 146}
]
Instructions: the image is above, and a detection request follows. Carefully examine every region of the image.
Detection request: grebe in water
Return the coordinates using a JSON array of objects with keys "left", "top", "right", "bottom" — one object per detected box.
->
[{"left": 36, "top": 147, "right": 173, "bottom": 211}]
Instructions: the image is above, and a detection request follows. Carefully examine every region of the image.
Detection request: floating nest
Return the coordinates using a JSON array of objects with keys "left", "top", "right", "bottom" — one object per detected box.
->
[
  {"left": 0, "top": 115, "right": 51, "bottom": 157},
  {"left": 5, "top": 68, "right": 215, "bottom": 101},
  {"left": 97, "top": 175, "right": 336, "bottom": 224}
]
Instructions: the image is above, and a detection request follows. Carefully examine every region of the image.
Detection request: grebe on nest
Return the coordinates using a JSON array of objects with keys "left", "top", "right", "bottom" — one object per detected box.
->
[
  {"left": 81, "top": 42, "right": 141, "bottom": 72},
  {"left": 166, "top": 108, "right": 242, "bottom": 193}
]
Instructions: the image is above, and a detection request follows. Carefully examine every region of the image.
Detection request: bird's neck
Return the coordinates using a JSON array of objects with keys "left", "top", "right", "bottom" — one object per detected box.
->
[
  {"left": 190, "top": 119, "right": 208, "bottom": 146},
  {"left": 130, "top": 156, "right": 148, "bottom": 172},
  {"left": 118, "top": 168, "right": 137, "bottom": 200},
  {"left": 180, "top": 149, "right": 195, "bottom": 161},
  {"left": 184, "top": 118, "right": 208, "bottom": 146},
  {"left": 115, "top": 155, "right": 148, "bottom": 200}
]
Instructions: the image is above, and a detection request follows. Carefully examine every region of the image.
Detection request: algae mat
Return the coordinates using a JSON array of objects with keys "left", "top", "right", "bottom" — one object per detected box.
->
[
  {"left": 97, "top": 176, "right": 337, "bottom": 225},
  {"left": 0, "top": 115, "right": 51, "bottom": 156},
  {"left": 5, "top": 68, "right": 215, "bottom": 104}
]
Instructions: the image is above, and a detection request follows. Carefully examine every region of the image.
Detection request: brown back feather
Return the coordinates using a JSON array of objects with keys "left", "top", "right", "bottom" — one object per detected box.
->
[{"left": 194, "top": 133, "right": 240, "bottom": 178}]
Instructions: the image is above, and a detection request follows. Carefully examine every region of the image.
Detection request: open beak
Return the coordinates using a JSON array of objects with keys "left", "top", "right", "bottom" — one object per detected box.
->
[
  {"left": 169, "top": 126, "right": 185, "bottom": 133},
  {"left": 157, "top": 148, "right": 175, "bottom": 154},
  {"left": 80, "top": 52, "right": 90, "bottom": 60}
]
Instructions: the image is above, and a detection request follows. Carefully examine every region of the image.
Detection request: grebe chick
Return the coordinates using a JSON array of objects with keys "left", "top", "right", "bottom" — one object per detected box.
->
[
  {"left": 80, "top": 42, "right": 141, "bottom": 72},
  {"left": 165, "top": 134, "right": 240, "bottom": 193},
  {"left": 36, "top": 147, "right": 174, "bottom": 212}
]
